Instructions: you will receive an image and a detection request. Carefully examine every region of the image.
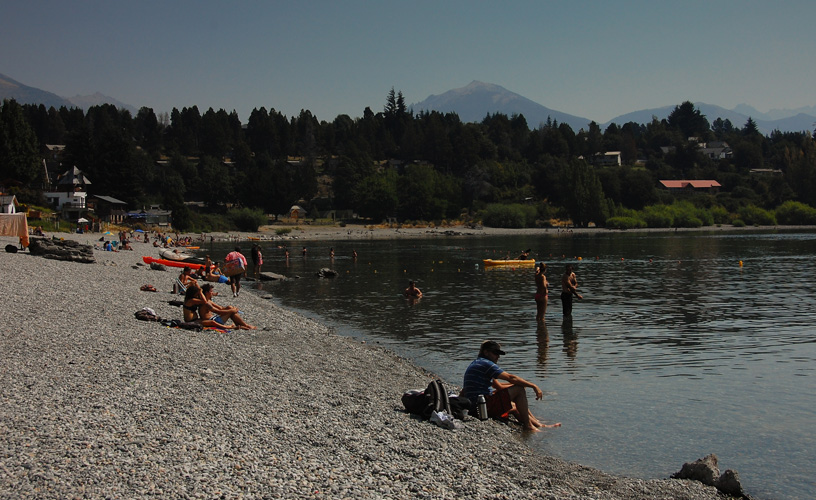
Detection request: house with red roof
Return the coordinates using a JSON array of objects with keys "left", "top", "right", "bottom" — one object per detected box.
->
[{"left": 659, "top": 180, "right": 721, "bottom": 194}]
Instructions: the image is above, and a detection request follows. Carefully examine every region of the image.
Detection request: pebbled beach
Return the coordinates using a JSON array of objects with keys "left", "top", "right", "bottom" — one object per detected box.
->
[{"left": 0, "top": 233, "right": 725, "bottom": 499}]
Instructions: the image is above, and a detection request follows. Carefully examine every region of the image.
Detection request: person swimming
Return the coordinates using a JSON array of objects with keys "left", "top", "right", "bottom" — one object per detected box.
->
[{"left": 404, "top": 280, "right": 422, "bottom": 299}]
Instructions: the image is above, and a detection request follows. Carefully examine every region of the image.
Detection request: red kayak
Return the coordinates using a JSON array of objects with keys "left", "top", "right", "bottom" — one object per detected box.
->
[{"left": 142, "top": 256, "right": 209, "bottom": 271}]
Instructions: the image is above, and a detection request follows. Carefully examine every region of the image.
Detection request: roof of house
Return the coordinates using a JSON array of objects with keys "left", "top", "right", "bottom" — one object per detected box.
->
[
  {"left": 659, "top": 180, "right": 721, "bottom": 189},
  {"left": 57, "top": 166, "right": 92, "bottom": 186},
  {"left": 0, "top": 194, "right": 19, "bottom": 206},
  {"left": 91, "top": 195, "right": 128, "bottom": 205}
]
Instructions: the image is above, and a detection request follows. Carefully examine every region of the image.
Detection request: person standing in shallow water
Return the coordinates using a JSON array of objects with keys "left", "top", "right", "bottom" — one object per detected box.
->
[
  {"left": 251, "top": 244, "right": 263, "bottom": 277},
  {"left": 534, "top": 262, "right": 548, "bottom": 322},
  {"left": 404, "top": 280, "right": 422, "bottom": 299},
  {"left": 560, "top": 264, "right": 583, "bottom": 316}
]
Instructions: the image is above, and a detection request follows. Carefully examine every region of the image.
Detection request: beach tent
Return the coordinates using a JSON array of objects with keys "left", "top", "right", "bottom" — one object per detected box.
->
[{"left": 77, "top": 217, "right": 89, "bottom": 223}]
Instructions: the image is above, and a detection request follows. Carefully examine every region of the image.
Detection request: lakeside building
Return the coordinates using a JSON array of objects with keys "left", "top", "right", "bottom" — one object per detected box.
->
[{"left": 659, "top": 179, "right": 721, "bottom": 194}]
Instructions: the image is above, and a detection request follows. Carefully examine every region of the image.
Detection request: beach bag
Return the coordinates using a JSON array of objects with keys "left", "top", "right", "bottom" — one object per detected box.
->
[
  {"left": 449, "top": 395, "right": 472, "bottom": 420},
  {"left": 402, "top": 379, "right": 451, "bottom": 419},
  {"left": 222, "top": 258, "right": 245, "bottom": 277}
]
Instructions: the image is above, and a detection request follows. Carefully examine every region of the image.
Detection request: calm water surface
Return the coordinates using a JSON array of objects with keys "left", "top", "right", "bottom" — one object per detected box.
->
[{"left": 210, "top": 230, "right": 816, "bottom": 499}]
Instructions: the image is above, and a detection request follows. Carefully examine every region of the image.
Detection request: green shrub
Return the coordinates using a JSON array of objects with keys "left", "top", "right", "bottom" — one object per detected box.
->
[
  {"left": 482, "top": 203, "right": 536, "bottom": 228},
  {"left": 775, "top": 201, "right": 816, "bottom": 225},
  {"left": 275, "top": 228, "right": 292, "bottom": 236},
  {"left": 694, "top": 208, "right": 714, "bottom": 226},
  {"left": 185, "top": 211, "right": 232, "bottom": 233},
  {"left": 228, "top": 207, "right": 267, "bottom": 232},
  {"left": 641, "top": 205, "right": 673, "bottom": 228},
  {"left": 711, "top": 205, "right": 731, "bottom": 224},
  {"left": 732, "top": 219, "right": 746, "bottom": 227},
  {"left": 737, "top": 205, "right": 777, "bottom": 226},
  {"left": 605, "top": 216, "right": 646, "bottom": 229},
  {"left": 673, "top": 213, "right": 703, "bottom": 228}
]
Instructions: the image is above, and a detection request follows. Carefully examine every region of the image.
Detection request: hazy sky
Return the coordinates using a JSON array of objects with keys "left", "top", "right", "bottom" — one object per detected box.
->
[{"left": 3, "top": 1, "right": 814, "bottom": 123}]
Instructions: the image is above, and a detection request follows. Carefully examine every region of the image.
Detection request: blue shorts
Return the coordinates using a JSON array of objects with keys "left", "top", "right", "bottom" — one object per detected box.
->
[{"left": 212, "top": 315, "right": 226, "bottom": 325}]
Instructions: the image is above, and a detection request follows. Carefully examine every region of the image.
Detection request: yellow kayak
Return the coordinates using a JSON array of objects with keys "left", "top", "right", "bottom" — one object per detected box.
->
[{"left": 483, "top": 259, "right": 536, "bottom": 267}]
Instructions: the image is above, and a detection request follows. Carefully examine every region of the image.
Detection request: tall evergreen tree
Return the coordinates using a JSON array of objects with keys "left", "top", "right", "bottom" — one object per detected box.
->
[{"left": 0, "top": 99, "right": 43, "bottom": 186}]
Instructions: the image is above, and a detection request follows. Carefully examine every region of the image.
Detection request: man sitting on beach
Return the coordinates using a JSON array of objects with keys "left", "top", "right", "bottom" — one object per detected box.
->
[{"left": 462, "top": 340, "right": 560, "bottom": 432}]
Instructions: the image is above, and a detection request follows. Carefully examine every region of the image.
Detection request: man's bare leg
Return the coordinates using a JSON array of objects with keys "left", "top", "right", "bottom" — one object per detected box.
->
[{"left": 508, "top": 386, "right": 540, "bottom": 432}]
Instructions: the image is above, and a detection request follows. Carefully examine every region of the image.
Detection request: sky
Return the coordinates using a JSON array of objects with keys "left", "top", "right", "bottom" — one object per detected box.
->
[{"left": 3, "top": 1, "right": 815, "bottom": 124}]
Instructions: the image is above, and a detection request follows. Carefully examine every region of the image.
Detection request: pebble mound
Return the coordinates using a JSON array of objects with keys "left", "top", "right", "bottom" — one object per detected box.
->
[{"left": 0, "top": 236, "right": 724, "bottom": 499}]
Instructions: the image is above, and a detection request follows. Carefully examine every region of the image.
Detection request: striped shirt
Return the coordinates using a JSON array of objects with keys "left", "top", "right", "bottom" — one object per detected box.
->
[{"left": 462, "top": 356, "right": 504, "bottom": 402}]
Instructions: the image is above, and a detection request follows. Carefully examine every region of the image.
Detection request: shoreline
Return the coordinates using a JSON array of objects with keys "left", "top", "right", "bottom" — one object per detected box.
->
[
  {"left": 0, "top": 233, "right": 730, "bottom": 498},
  {"left": 176, "top": 222, "right": 814, "bottom": 244}
]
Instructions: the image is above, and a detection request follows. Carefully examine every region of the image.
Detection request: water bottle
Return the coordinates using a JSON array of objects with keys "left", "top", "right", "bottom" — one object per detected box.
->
[{"left": 477, "top": 394, "right": 488, "bottom": 421}]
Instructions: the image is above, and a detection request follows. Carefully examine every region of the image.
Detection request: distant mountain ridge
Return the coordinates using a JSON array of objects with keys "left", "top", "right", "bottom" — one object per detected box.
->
[
  {"left": 413, "top": 81, "right": 815, "bottom": 135},
  {"left": 411, "top": 81, "right": 592, "bottom": 132},
  {"left": 66, "top": 91, "right": 137, "bottom": 114},
  {"left": 0, "top": 72, "right": 137, "bottom": 113},
  {"left": 0, "top": 72, "right": 74, "bottom": 109},
  {"left": 2, "top": 72, "right": 813, "bottom": 135},
  {"left": 603, "top": 103, "right": 816, "bottom": 135}
]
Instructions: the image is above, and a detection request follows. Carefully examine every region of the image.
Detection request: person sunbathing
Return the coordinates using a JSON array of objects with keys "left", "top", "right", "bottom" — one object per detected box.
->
[
  {"left": 182, "top": 284, "right": 233, "bottom": 329},
  {"left": 198, "top": 284, "right": 256, "bottom": 329},
  {"left": 204, "top": 262, "right": 229, "bottom": 283}
]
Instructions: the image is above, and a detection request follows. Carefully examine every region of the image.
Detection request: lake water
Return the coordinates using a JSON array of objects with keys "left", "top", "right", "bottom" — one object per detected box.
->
[{"left": 208, "top": 230, "right": 816, "bottom": 499}]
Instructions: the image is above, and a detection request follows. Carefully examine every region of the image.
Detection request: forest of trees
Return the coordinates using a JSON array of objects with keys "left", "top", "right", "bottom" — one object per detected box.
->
[{"left": 2, "top": 89, "right": 816, "bottom": 231}]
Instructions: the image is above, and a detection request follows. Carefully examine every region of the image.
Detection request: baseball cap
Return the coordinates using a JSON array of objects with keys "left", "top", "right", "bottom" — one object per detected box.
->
[{"left": 481, "top": 340, "right": 506, "bottom": 355}]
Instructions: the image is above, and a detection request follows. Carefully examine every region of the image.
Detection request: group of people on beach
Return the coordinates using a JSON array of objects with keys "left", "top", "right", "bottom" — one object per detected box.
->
[
  {"left": 168, "top": 246, "right": 256, "bottom": 329},
  {"left": 182, "top": 281, "right": 256, "bottom": 330},
  {"left": 170, "top": 240, "right": 571, "bottom": 431},
  {"left": 461, "top": 254, "right": 584, "bottom": 431}
]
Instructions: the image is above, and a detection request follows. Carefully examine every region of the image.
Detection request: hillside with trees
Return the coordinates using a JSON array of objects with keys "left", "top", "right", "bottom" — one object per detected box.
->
[{"left": 2, "top": 90, "right": 816, "bottom": 231}]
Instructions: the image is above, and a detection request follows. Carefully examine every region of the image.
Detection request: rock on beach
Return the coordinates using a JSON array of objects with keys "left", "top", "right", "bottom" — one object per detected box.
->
[{"left": 0, "top": 233, "right": 726, "bottom": 499}]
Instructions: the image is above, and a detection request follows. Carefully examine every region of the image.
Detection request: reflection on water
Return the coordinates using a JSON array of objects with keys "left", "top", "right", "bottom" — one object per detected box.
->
[
  {"left": 535, "top": 322, "right": 550, "bottom": 367},
  {"left": 206, "top": 230, "right": 816, "bottom": 499}
]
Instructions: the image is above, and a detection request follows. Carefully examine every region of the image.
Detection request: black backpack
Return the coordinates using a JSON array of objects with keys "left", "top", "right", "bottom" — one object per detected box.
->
[{"left": 402, "top": 379, "right": 451, "bottom": 419}]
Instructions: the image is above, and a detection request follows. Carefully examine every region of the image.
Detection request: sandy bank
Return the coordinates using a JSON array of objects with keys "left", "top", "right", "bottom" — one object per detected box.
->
[
  {"left": 0, "top": 234, "right": 727, "bottom": 499},
  {"left": 177, "top": 222, "right": 811, "bottom": 244}
]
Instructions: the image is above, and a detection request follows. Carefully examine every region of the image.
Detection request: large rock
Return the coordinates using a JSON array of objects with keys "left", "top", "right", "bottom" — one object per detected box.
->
[
  {"left": 716, "top": 469, "right": 748, "bottom": 498},
  {"left": 28, "top": 237, "right": 95, "bottom": 263},
  {"left": 672, "top": 454, "right": 719, "bottom": 486},
  {"left": 259, "top": 271, "right": 288, "bottom": 281},
  {"left": 316, "top": 268, "right": 338, "bottom": 278},
  {"left": 672, "top": 454, "right": 749, "bottom": 498}
]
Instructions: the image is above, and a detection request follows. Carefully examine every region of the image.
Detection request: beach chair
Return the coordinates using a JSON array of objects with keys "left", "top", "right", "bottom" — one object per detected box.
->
[{"left": 173, "top": 277, "right": 187, "bottom": 295}]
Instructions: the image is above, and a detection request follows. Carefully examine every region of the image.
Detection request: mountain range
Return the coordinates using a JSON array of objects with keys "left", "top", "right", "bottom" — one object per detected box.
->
[
  {"left": 0, "top": 73, "right": 137, "bottom": 114},
  {"left": 412, "top": 81, "right": 816, "bottom": 135},
  {"left": 1, "top": 73, "right": 813, "bottom": 135}
]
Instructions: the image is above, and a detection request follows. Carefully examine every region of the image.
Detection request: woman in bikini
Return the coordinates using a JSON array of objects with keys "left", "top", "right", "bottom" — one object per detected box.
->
[
  {"left": 182, "top": 283, "right": 233, "bottom": 329},
  {"left": 534, "top": 262, "right": 548, "bottom": 322},
  {"left": 199, "top": 284, "right": 256, "bottom": 330}
]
